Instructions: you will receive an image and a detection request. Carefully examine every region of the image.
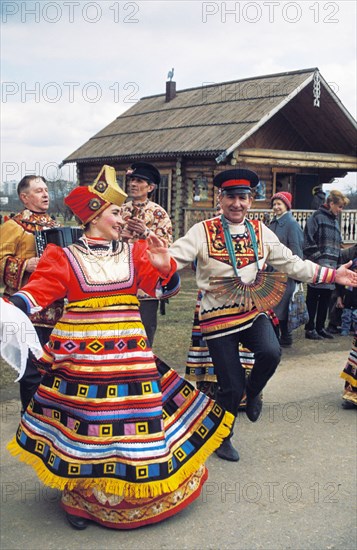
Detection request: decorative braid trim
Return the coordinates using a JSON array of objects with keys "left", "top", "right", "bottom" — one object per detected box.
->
[{"left": 7, "top": 411, "right": 233, "bottom": 499}]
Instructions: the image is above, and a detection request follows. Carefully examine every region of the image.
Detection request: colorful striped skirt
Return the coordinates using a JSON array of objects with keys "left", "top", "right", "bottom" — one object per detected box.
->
[
  {"left": 185, "top": 292, "right": 255, "bottom": 408},
  {"left": 340, "top": 333, "right": 357, "bottom": 406},
  {"left": 8, "top": 295, "right": 233, "bottom": 528}
]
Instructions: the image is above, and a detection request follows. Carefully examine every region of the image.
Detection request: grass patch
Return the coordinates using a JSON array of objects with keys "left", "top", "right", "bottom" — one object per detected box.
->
[{"left": 153, "top": 267, "right": 197, "bottom": 375}]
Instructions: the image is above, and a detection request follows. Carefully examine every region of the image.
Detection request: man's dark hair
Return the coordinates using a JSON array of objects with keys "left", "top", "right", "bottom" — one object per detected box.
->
[{"left": 17, "top": 175, "right": 47, "bottom": 196}]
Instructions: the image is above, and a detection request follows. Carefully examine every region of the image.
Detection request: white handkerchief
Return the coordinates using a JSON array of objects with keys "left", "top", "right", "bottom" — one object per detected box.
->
[{"left": 0, "top": 299, "right": 43, "bottom": 381}]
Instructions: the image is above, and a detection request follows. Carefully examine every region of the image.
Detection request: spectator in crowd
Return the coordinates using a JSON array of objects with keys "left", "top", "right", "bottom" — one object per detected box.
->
[
  {"left": 328, "top": 244, "right": 357, "bottom": 333},
  {"left": 303, "top": 190, "right": 349, "bottom": 340},
  {"left": 336, "top": 259, "right": 357, "bottom": 336},
  {"left": 120, "top": 162, "right": 172, "bottom": 346},
  {"left": 311, "top": 185, "right": 326, "bottom": 210},
  {"left": 269, "top": 191, "right": 304, "bottom": 347}
]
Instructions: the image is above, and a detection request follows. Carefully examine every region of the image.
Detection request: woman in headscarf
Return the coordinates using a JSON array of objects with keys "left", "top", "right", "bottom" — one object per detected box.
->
[{"left": 269, "top": 191, "right": 304, "bottom": 347}]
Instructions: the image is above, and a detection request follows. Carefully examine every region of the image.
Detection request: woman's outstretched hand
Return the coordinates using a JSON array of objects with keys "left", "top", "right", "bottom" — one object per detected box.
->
[{"left": 146, "top": 234, "right": 171, "bottom": 276}]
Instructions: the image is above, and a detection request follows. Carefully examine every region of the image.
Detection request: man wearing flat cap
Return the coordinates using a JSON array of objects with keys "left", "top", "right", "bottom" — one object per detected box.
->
[
  {"left": 169, "top": 168, "right": 357, "bottom": 462},
  {"left": 120, "top": 162, "right": 172, "bottom": 346}
]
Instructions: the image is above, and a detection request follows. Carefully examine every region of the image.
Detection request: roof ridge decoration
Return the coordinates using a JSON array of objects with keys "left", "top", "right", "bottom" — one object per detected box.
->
[{"left": 313, "top": 70, "right": 321, "bottom": 108}]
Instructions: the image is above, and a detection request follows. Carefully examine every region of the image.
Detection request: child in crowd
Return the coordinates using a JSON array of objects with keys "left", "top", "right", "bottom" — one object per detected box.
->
[{"left": 336, "top": 259, "right": 357, "bottom": 336}]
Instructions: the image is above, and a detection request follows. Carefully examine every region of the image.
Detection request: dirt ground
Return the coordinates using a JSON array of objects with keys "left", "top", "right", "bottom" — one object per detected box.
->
[
  {"left": 1, "top": 329, "right": 356, "bottom": 550},
  {"left": 1, "top": 300, "right": 356, "bottom": 550}
]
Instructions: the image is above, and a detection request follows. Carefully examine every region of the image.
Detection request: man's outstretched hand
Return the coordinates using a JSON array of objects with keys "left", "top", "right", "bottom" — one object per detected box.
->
[{"left": 335, "top": 261, "right": 357, "bottom": 286}]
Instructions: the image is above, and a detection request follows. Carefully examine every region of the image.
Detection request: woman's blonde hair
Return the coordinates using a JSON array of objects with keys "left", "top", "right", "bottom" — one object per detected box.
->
[{"left": 326, "top": 189, "right": 349, "bottom": 207}]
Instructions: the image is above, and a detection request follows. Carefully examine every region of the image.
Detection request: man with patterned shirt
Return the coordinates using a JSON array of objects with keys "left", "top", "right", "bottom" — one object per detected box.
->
[
  {"left": 0, "top": 175, "right": 63, "bottom": 412},
  {"left": 169, "top": 169, "right": 357, "bottom": 462},
  {"left": 120, "top": 162, "right": 172, "bottom": 346}
]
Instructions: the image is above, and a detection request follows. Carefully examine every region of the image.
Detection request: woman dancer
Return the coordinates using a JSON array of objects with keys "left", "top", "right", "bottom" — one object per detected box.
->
[{"left": 4, "top": 166, "right": 233, "bottom": 530}]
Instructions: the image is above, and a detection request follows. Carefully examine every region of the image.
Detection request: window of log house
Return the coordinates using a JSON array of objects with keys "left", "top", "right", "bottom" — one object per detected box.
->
[{"left": 193, "top": 176, "right": 209, "bottom": 203}]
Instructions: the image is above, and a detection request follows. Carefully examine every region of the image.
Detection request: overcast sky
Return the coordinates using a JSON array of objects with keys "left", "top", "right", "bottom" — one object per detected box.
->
[{"left": 1, "top": 0, "right": 356, "bottom": 192}]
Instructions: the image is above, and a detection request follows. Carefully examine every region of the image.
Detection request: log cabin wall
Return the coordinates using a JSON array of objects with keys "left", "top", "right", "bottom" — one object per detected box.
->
[
  {"left": 180, "top": 158, "right": 216, "bottom": 237},
  {"left": 76, "top": 152, "right": 351, "bottom": 238},
  {"left": 171, "top": 157, "right": 181, "bottom": 239},
  {"left": 78, "top": 158, "right": 277, "bottom": 237},
  {"left": 78, "top": 163, "right": 102, "bottom": 184},
  {"left": 183, "top": 158, "right": 216, "bottom": 207}
]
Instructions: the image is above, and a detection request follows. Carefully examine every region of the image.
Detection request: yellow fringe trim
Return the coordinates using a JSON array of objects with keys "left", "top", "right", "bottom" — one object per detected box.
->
[
  {"left": 7, "top": 411, "right": 234, "bottom": 499},
  {"left": 340, "top": 372, "right": 357, "bottom": 388},
  {"left": 66, "top": 295, "right": 139, "bottom": 310}
]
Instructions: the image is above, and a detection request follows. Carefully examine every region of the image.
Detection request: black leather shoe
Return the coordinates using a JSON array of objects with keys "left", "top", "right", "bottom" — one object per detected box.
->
[
  {"left": 279, "top": 322, "right": 292, "bottom": 347},
  {"left": 317, "top": 329, "right": 334, "bottom": 339},
  {"left": 66, "top": 513, "right": 89, "bottom": 530},
  {"left": 305, "top": 329, "right": 323, "bottom": 340},
  {"left": 280, "top": 338, "right": 292, "bottom": 348},
  {"left": 246, "top": 393, "right": 263, "bottom": 422},
  {"left": 341, "top": 399, "right": 357, "bottom": 409},
  {"left": 215, "top": 439, "right": 239, "bottom": 462}
]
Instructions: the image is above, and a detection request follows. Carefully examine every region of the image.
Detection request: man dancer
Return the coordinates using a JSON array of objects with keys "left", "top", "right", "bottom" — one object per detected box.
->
[{"left": 169, "top": 168, "right": 357, "bottom": 461}]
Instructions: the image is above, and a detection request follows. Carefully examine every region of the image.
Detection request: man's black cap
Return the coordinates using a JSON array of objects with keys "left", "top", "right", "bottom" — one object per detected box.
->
[
  {"left": 213, "top": 169, "right": 259, "bottom": 194},
  {"left": 127, "top": 162, "right": 161, "bottom": 186}
]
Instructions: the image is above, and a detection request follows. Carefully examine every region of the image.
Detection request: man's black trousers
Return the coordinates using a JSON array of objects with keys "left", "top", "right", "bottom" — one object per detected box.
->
[{"left": 207, "top": 315, "right": 281, "bottom": 417}]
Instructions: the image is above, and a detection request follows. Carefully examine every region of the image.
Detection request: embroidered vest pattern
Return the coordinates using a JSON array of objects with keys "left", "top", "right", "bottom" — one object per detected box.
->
[{"left": 202, "top": 217, "right": 263, "bottom": 269}]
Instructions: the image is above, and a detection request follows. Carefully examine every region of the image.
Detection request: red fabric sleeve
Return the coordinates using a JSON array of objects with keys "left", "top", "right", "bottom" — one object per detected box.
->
[
  {"left": 19, "top": 245, "right": 70, "bottom": 307},
  {"left": 132, "top": 241, "right": 177, "bottom": 297}
]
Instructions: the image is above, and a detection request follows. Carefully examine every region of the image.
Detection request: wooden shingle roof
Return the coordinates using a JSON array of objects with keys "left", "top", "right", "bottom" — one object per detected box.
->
[{"left": 63, "top": 68, "right": 356, "bottom": 164}]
